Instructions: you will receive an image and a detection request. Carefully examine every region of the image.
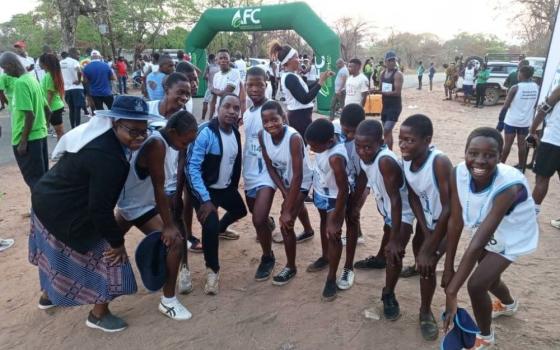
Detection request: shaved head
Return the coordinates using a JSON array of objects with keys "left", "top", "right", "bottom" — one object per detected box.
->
[{"left": 0, "top": 51, "right": 26, "bottom": 77}]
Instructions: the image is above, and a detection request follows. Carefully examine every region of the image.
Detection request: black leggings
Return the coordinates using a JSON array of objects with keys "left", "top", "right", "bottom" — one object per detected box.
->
[
  {"left": 13, "top": 137, "right": 49, "bottom": 191},
  {"left": 192, "top": 187, "right": 247, "bottom": 272},
  {"left": 287, "top": 107, "right": 313, "bottom": 141},
  {"left": 475, "top": 83, "right": 486, "bottom": 106},
  {"left": 92, "top": 95, "right": 114, "bottom": 110}
]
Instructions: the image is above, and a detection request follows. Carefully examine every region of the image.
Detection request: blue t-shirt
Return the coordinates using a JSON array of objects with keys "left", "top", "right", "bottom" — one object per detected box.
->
[
  {"left": 146, "top": 71, "right": 166, "bottom": 101},
  {"left": 83, "top": 60, "right": 113, "bottom": 96}
]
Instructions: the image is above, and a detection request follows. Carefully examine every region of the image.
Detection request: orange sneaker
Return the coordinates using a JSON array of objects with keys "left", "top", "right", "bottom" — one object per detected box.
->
[
  {"left": 492, "top": 299, "right": 518, "bottom": 319},
  {"left": 469, "top": 333, "right": 495, "bottom": 349}
]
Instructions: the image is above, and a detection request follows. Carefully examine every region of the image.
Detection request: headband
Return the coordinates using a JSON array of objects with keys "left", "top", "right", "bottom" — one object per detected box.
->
[{"left": 280, "top": 48, "right": 298, "bottom": 66}]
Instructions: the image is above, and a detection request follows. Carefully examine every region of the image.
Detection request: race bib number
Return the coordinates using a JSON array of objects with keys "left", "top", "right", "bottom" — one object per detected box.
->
[{"left": 382, "top": 82, "right": 393, "bottom": 92}]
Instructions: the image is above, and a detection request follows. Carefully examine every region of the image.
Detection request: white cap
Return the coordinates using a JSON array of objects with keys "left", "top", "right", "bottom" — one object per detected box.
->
[{"left": 91, "top": 50, "right": 101, "bottom": 57}]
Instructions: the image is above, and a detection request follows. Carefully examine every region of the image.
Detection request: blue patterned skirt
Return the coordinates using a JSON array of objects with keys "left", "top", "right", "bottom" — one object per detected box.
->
[{"left": 28, "top": 214, "right": 137, "bottom": 306}]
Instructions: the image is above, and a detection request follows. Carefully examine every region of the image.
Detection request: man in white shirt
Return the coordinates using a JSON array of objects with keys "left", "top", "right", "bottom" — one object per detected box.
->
[
  {"left": 60, "top": 48, "right": 86, "bottom": 128},
  {"left": 209, "top": 49, "right": 242, "bottom": 118},
  {"left": 344, "top": 58, "right": 369, "bottom": 107},
  {"left": 234, "top": 51, "right": 247, "bottom": 81},
  {"left": 13, "top": 41, "right": 35, "bottom": 73},
  {"left": 330, "top": 59, "right": 348, "bottom": 120},
  {"left": 202, "top": 53, "right": 220, "bottom": 120}
]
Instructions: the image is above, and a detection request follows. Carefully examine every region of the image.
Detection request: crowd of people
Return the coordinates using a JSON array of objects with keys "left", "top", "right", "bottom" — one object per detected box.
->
[{"left": 0, "top": 37, "right": 558, "bottom": 350}]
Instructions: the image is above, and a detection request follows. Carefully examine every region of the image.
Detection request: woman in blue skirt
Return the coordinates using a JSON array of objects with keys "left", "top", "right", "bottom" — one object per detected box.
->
[{"left": 29, "top": 96, "right": 162, "bottom": 332}]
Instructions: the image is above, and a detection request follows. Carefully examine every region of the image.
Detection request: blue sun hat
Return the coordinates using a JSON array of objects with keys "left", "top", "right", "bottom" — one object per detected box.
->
[
  {"left": 95, "top": 95, "right": 163, "bottom": 121},
  {"left": 441, "top": 308, "right": 480, "bottom": 350},
  {"left": 135, "top": 231, "right": 167, "bottom": 292}
]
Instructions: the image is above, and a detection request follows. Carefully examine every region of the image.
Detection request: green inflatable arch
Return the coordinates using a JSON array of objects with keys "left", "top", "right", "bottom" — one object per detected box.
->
[{"left": 185, "top": 1, "right": 340, "bottom": 115}]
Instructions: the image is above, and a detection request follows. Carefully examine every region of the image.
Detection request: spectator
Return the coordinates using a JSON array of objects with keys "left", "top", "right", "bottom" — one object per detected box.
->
[
  {"left": 461, "top": 61, "right": 476, "bottom": 105},
  {"left": 202, "top": 54, "right": 220, "bottom": 120},
  {"left": 330, "top": 58, "right": 348, "bottom": 120},
  {"left": 208, "top": 49, "right": 242, "bottom": 118},
  {"left": 115, "top": 56, "right": 128, "bottom": 94},
  {"left": 0, "top": 52, "right": 49, "bottom": 192},
  {"left": 428, "top": 62, "right": 436, "bottom": 91},
  {"left": 505, "top": 59, "right": 530, "bottom": 90},
  {"left": 234, "top": 51, "right": 247, "bottom": 81},
  {"left": 443, "top": 63, "right": 457, "bottom": 101},
  {"left": 363, "top": 58, "right": 373, "bottom": 84},
  {"left": 475, "top": 63, "right": 490, "bottom": 108},
  {"left": 416, "top": 61, "right": 425, "bottom": 90},
  {"left": 304, "top": 55, "right": 319, "bottom": 89},
  {"left": 372, "top": 60, "right": 384, "bottom": 90},
  {"left": 344, "top": 58, "right": 369, "bottom": 107},
  {"left": 145, "top": 55, "right": 175, "bottom": 101},
  {"left": 60, "top": 48, "right": 85, "bottom": 128},
  {"left": 83, "top": 50, "right": 116, "bottom": 110},
  {"left": 13, "top": 41, "right": 35, "bottom": 72}
]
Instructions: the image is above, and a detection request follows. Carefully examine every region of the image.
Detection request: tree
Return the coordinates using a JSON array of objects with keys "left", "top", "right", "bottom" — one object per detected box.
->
[
  {"left": 512, "top": 0, "right": 559, "bottom": 55},
  {"left": 55, "top": 0, "right": 98, "bottom": 51},
  {"left": 334, "top": 17, "right": 369, "bottom": 61}
]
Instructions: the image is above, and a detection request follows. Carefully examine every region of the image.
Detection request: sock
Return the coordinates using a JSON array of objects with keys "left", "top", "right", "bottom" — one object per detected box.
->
[
  {"left": 161, "top": 296, "right": 177, "bottom": 304},
  {"left": 535, "top": 204, "right": 541, "bottom": 215}
]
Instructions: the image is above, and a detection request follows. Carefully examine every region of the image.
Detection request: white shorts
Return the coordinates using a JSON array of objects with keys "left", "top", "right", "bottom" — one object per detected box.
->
[{"left": 203, "top": 88, "right": 213, "bottom": 103}]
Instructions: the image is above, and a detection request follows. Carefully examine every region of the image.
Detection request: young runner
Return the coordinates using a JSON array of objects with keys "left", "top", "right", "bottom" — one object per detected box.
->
[
  {"left": 354, "top": 119, "right": 415, "bottom": 320},
  {"left": 209, "top": 49, "right": 242, "bottom": 118},
  {"left": 116, "top": 111, "right": 198, "bottom": 320},
  {"left": 399, "top": 114, "right": 453, "bottom": 341},
  {"left": 186, "top": 94, "right": 247, "bottom": 295},
  {"left": 344, "top": 59, "right": 369, "bottom": 107},
  {"left": 498, "top": 65, "right": 539, "bottom": 168},
  {"left": 259, "top": 100, "right": 314, "bottom": 285},
  {"left": 242, "top": 67, "right": 277, "bottom": 280},
  {"left": 305, "top": 119, "right": 349, "bottom": 301},
  {"left": 333, "top": 104, "right": 368, "bottom": 290},
  {"left": 443, "top": 127, "right": 539, "bottom": 349},
  {"left": 378, "top": 51, "right": 403, "bottom": 150}
]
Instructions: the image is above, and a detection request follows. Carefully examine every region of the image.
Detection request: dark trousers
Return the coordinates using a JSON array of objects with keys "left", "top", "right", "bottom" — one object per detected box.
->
[
  {"left": 192, "top": 187, "right": 247, "bottom": 272},
  {"left": 475, "top": 83, "right": 486, "bottom": 106},
  {"left": 287, "top": 107, "right": 313, "bottom": 142},
  {"left": 118, "top": 76, "right": 127, "bottom": 94},
  {"left": 92, "top": 95, "right": 114, "bottom": 110},
  {"left": 418, "top": 75, "right": 423, "bottom": 89},
  {"left": 270, "top": 77, "right": 278, "bottom": 100},
  {"left": 65, "top": 89, "right": 85, "bottom": 128},
  {"left": 330, "top": 92, "right": 345, "bottom": 119},
  {"left": 13, "top": 137, "right": 49, "bottom": 191}
]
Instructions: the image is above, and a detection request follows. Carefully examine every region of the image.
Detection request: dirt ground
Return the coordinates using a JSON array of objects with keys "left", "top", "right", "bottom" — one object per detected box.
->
[{"left": 1, "top": 85, "right": 560, "bottom": 350}]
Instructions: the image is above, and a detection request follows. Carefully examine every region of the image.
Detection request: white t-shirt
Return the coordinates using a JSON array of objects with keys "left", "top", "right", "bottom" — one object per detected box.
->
[
  {"left": 212, "top": 69, "right": 241, "bottom": 115},
  {"left": 60, "top": 57, "right": 83, "bottom": 90},
  {"left": 345, "top": 73, "right": 369, "bottom": 106},
  {"left": 312, "top": 142, "right": 349, "bottom": 198},
  {"left": 210, "top": 129, "right": 238, "bottom": 189},
  {"left": 234, "top": 59, "right": 247, "bottom": 80},
  {"left": 504, "top": 81, "right": 539, "bottom": 128},
  {"left": 18, "top": 55, "right": 35, "bottom": 72},
  {"left": 542, "top": 99, "right": 560, "bottom": 146},
  {"left": 34, "top": 58, "right": 45, "bottom": 82},
  {"left": 463, "top": 67, "right": 476, "bottom": 86},
  {"left": 334, "top": 66, "right": 349, "bottom": 93},
  {"left": 243, "top": 104, "right": 275, "bottom": 190}
]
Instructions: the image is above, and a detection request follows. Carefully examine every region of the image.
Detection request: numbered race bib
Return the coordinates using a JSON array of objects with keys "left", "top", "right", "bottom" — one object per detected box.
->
[{"left": 381, "top": 82, "right": 393, "bottom": 92}]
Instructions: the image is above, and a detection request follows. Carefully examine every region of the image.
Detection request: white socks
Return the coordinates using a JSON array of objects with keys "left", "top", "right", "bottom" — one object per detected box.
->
[{"left": 161, "top": 296, "right": 177, "bottom": 304}]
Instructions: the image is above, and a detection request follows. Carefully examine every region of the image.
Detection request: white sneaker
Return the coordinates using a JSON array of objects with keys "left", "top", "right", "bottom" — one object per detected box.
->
[
  {"left": 158, "top": 297, "right": 192, "bottom": 320},
  {"left": 336, "top": 268, "right": 355, "bottom": 290},
  {"left": 177, "top": 265, "right": 193, "bottom": 295},
  {"left": 357, "top": 235, "right": 366, "bottom": 245},
  {"left": 492, "top": 299, "right": 518, "bottom": 318},
  {"left": 341, "top": 236, "right": 347, "bottom": 246},
  {"left": 551, "top": 218, "right": 560, "bottom": 230},
  {"left": 204, "top": 268, "right": 220, "bottom": 295}
]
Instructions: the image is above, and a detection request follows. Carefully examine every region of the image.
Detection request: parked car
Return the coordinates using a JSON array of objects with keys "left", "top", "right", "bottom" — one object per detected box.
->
[{"left": 483, "top": 61, "right": 518, "bottom": 105}]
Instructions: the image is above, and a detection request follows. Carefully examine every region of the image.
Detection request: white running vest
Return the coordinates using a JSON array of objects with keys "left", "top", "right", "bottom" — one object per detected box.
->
[
  {"left": 504, "top": 81, "right": 539, "bottom": 128},
  {"left": 261, "top": 126, "right": 313, "bottom": 190},
  {"left": 456, "top": 162, "right": 538, "bottom": 258},
  {"left": 242, "top": 104, "right": 275, "bottom": 190},
  {"left": 403, "top": 147, "right": 444, "bottom": 230},
  {"left": 280, "top": 72, "right": 314, "bottom": 111},
  {"left": 312, "top": 142, "right": 349, "bottom": 198},
  {"left": 361, "top": 146, "right": 414, "bottom": 226},
  {"left": 541, "top": 97, "right": 560, "bottom": 147},
  {"left": 333, "top": 120, "right": 362, "bottom": 187},
  {"left": 463, "top": 67, "right": 476, "bottom": 85}
]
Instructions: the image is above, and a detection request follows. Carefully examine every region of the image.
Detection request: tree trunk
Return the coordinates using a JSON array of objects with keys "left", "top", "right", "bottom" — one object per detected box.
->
[{"left": 56, "top": 0, "right": 81, "bottom": 51}]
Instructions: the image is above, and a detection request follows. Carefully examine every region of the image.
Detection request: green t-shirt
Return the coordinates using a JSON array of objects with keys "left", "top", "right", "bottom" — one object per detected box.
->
[
  {"left": 11, "top": 73, "right": 48, "bottom": 145},
  {"left": 41, "top": 72, "right": 65, "bottom": 111},
  {"left": 0, "top": 73, "right": 17, "bottom": 110},
  {"left": 476, "top": 69, "right": 490, "bottom": 84}
]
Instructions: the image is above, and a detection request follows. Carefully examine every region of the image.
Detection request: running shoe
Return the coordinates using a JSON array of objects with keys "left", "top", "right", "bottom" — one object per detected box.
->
[
  {"left": 336, "top": 268, "right": 355, "bottom": 290},
  {"left": 37, "top": 295, "right": 55, "bottom": 310},
  {"left": 178, "top": 265, "right": 193, "bottom": 294},
  {"left": 492, "top": 299, "right": 518, "bottom": 318},
  {"left": 86, "top": 312, "right": 128, "bottom": 333},
  {"left": 255, "top": 254, "right": 276, "bottom": 281},
  {"left": 296, "top": 230, "right": 314, "bottom": 243},
  {"left": 550, "top": 218, "right": 560, "bottom": 230},
  {"left": 158, "top": 297, "right": 192, "bottom": 321},
  {"left": 381, "top": 290, "right": 400, "bottom": 321},
  {"left": 204, "top": 268, "right": 220, "bottom": 295},
  {"left": 306, "top": 257, "right": 329, "bottom": 272},
  {"left": 469, "top": 333, "right": 495, "bottom": 350},
  {"left": 272, "top": 267, "right": 297, "bottom": 286},
  {"left": 353, "top": 255, "right": 386, "bottom": 270},
  {"left": 219, "top": 229, "right": 240, "bottom": 240},
  {"left": 322, "top": 279, "right": 337, "bottom": 301}
]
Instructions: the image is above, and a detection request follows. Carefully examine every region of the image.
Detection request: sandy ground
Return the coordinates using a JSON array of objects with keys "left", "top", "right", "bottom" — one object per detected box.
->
[{"left": 1, "top": 85, "right": 560, "bottom": 350}]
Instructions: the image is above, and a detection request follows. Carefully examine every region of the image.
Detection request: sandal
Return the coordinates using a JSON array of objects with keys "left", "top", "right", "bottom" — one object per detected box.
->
[
  {"left": 419, "top": 312, "right": 439, "bottom": 341},
  {"left": 400, "top": 265, "right": 419, "bottom": 278}
]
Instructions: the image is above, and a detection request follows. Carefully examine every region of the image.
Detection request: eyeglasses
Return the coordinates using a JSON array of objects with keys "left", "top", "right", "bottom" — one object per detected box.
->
[{"left": 118, "top": 123, "right": 150, "bottom": 139}]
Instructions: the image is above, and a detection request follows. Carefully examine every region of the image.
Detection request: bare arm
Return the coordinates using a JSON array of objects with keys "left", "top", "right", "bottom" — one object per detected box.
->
[
  {"left": 327, "top": 155, "right": 349, "bottom": 237},
  {"left": 382, "top": 71, "right": 403, "bottom": 97},
  {"left": 530, "top": 85, "right": 560, "bottom": 135}
]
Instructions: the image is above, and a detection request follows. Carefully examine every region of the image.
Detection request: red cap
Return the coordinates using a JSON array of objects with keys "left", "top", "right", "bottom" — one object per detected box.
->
[{"left": 13, "top": 40, "right": 26, "bottom": 49}]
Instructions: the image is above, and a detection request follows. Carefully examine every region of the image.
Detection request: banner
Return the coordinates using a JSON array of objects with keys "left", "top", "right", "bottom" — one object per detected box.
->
[{"left": 539, "top": 2, "right": 560, "bottom": 103}]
